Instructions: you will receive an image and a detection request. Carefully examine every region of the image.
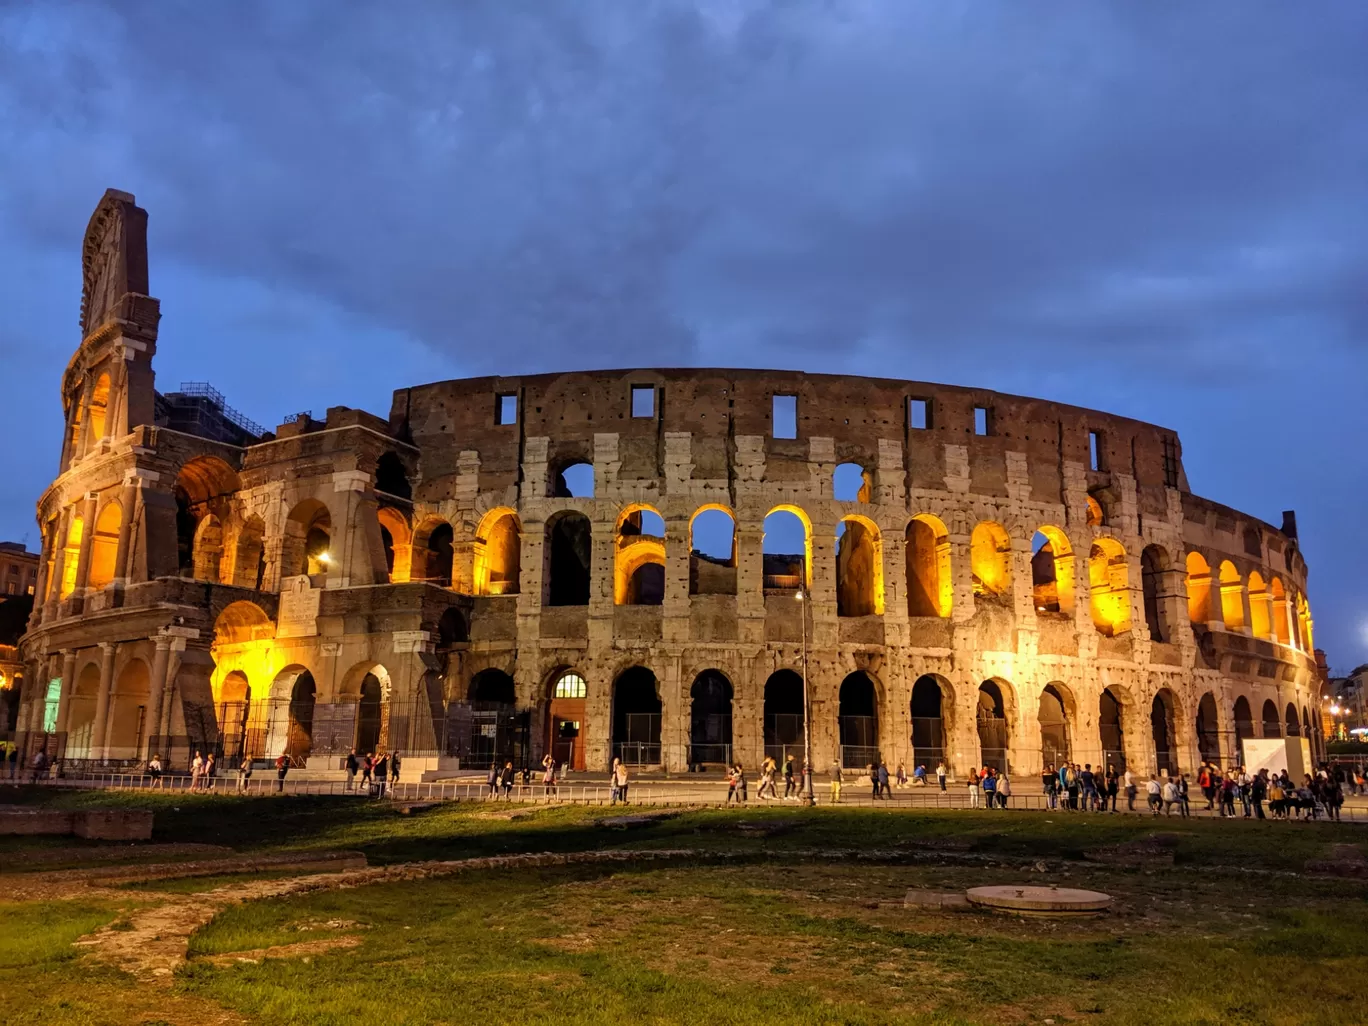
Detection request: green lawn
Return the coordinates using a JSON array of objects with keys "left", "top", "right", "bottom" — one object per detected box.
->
[{"left": 3, "top": 788, "right": 1366, "bottom": 1025}]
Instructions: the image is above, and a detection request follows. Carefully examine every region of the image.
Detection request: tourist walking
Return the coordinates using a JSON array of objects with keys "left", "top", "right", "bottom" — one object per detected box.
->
[
  {"left": 735, "top": 762, "right": 747, "bottom": 802},
  {"left": 895, "top": 763, "right": 907, "bottom": 787},
  {"left": 877, "top": 762, "right": 891, "bottom": 799},
  {"left": 345, "top": 749, "right": 359, "bottom": 792},
  {"left": 783, "top": 756, "right": 797, "bottom": 800},
  {"left": 373, "top": 753, "right": 389, "bottom": 798},
  {"left": 1238, "top": 766, "right": 1252, "bottom": 818},
  {"left": 204, "top": 753, "right": 217, "bottom": 792},
  {"left": 236, "top": 755, "right": 252, "bottom": 794},
  {"left": 1251, "top": 769, "right": 1268, "bottom": 819},
  {"left": 390, "top": 751, "right": 401, "bottom": 787},
  {"left": 1123, "top": 767, "right": 1137, "bottom": 812},
  {"left": 756, "top": 756, "right": 776, "bottom": 800},
  {"left": 486, "top": 762, "right": 499, "bottom": 798},
  {"left": 870, "top": 764, "right": 881, "bottom": 800},
  {"left": 830, "top": 760, "right": 843, "bottom": 803},
  {"left": 967, "top": 767, "right": 980, "bottom": 809},
  {"left": 500, "top": 760, "right": 516, "bottom": 798},
  {"left": 275, "top": 753, "right": 289, "bottom": 793},
  {"left": 726, "top": 763, "right": 739, "bottom": 805},
  {"left": 1220, "top": 773, "right": 1237, "bottom": 818},
  {"left": 148, "top": 752, "right": 163, "bottom": 788},
  {"left": 1105, "top": 765, "right": 1119, "bottom": 813},
  {"left": 361, "top": 754, "right": 374, "bottom": 793}
]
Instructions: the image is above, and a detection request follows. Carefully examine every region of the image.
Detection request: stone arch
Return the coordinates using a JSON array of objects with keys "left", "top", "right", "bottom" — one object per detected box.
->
[
  {"left": 906, "top": 514, "right": 951, "bottom": 618},
  {"left": 282, "top": 499, "right": 333, "bottom": 579},
  {"left": 611, "top": 665, "right": 661, "bottom": 766},
  {"left": 436, "top": 607, "right": 469, "bottom": 647},
  {"left": 1099, "top": 686, "right": 1128, "bottom": 771},
  {"left": 87, "top": 372, "right": 112, "bottom": 444},
  {"left": 66, "top": 659, "right": 103, "bottom": 757},
  {"left": 832, "top": 462, "right": 872, "bottom": 503},
  {"left": 1151, "top": 688, "right": 1180, "bottom": 776},
  {"left": 107, "top": 657, "right": 151, "bottom": 758},
  {"left": 376, "top": 506, "right": 412, "bottom": 583},
  {"left": 1261, "top": 698, "right": 1281, "bottom": 738},
  {"left": 550, "top": 459, "right": 595, "bottom": 499},
  {"left": 411, "top": 516, "right": 454, "bottom": 588},
  {"left": 1085, "top": 494, "right": 1104, "bottom": 527},
  {"left": 1038, "top": 682, "right": 1073, "bottom": 769},
  {"left": 374, "top": 451, "right": 412, "bottom": 500},
  {"left": 762, "top": 505, "right": 811, "bottom": 591},
  {"left": 1248, "top": 571, "right": 1271, "bottom": 639},
  {"left": 264, "top": 665, "right": 316, "bottom": 762},
  {"left": 763, "top": 669, "right": 805, "bottom": 763},
  {"left": 1196, "top": 692, "right": 1221, "bottom": 762},
  {"left": 910, "top": 674, "right": 953, "bottom": 769},
  {"left": 1140, "top": 545, "right": 1170, "bottom": 642},
  {"left": 232, "top": 515, "right": 267, "bottom": 590},
  {"left": 1284, "top": 701, "right": 1301, "bottom": 738},
  {"left": 468, "top": 667, "right": 516, "bottom": 705},
  {"left": 1089, "top": 537, "right": 1131, "bottom": 636},
  {"left": 473, "top": 507, "right": 521, "bottom": 596},
  {"left": 174, "top": 456, "right": 241, "bottom": 575},
  {"left": 59, "top": 513, "right": 84, "bottom": 599},
  {"left": 213, "top": 600, "right": 274, "bottom": 645},
  {"left": 1031, "top": 525, "right": 1075, "bottom": 614},
  {"left": 970, "top": 521, "right": 1011, "bottom": 601},
  {"left": 689, "top": 505, "right": 737, "bottom": 596},
  {"left": 1186, "top": 551, "right": 1212, "bottom": 624},
  {"left": 192, "top": 514, "right": 225, "bottom": 583},
  {"left": 1218, "top": 560, "right": 1244, "bottom": 630},
  {"left": 688, "top": 669, "right": 733, "bottom": 766},
  {"left": 1269, "top": 577, "right": 1291, "bottom": 644},
  {"left": 546, "top": 668, "right": 589, "bottom": 771},
  {"left": 976, "top": 678, "right": 1013, "bottom": 773},
  {"left": 1233, "top": 696, "right": 1255, "bottom": 746},
  {"left": 615, "top": 505, "right": 665, "bottom": 606},
  {"left": 545, "top": 510, "right": 592, "bottom": 606},
  {"left": 88, "top": 499, "right": 122, "bottom": 590},
  {"left": 838, "top": 670, "right": 879, "bottom": 767},
  {"left": 835, "top": 515, "right": 882, "bottom": 617}
]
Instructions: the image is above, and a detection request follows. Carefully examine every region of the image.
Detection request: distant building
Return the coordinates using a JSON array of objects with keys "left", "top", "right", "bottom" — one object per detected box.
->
[
  {"left": 0, "top": 593, "right": 32, "bottom": 736},
  {"left": 0, "top": 542, "right": 38, "bottom": 597}
]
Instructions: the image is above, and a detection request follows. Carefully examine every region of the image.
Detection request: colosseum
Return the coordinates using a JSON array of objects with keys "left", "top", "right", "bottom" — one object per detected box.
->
[{"left": 14, "top": 190, "right": 1324, "bottom": 783}]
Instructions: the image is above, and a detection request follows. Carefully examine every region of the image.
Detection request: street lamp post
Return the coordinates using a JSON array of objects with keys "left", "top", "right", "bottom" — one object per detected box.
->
[{"left": 797, "top": 589, "right": 815, "bottom": 805}]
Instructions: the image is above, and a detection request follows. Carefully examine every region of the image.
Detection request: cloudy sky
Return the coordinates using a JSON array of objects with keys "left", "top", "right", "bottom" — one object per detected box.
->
[{"left": 1, "top": 2, "right": 1365, "bottom": 669}]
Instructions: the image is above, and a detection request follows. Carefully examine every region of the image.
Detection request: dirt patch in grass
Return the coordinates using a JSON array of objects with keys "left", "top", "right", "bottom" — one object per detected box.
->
[{"left": 198, "top": 933, "right": 364, "bottom": 967}]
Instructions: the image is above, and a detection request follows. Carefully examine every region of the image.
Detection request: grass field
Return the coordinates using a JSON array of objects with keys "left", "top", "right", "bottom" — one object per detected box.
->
[{"left": 2, "top": 787, "right": 1366, "bottom": 1025}]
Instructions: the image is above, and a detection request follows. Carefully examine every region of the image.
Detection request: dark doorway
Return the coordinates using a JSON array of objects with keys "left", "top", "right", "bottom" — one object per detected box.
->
[
  {"left": 688, "top": 670, "right": 733, "bottom": 767},
  {"left": 763, "top": 670, "right": 804, "bottom": 764},
  {"left": 356, "top": 674, "right": 383, "bottom": 754},
  {"left": 838, "top": 671, "right": 879, "bottom": 768},
  {"left": 287, "top": 672, "right": 316, "bottom": 762},
  {"left": 1038, "top": 685, "right": 1070, "bottom": 769},
  {"left": 976, "top": 681, "right": 1009, "bottom": 773},
  {"left": 1100, "top": 688, "right": 1125, "bottom": 771},
  {"left": 612, "top": 667, "right": 661, "bottom": 766},
  {"left": 1197, "top": 693, "right": 1220, "bottom": 764},
  {"left": 910, "top": 675, "right": 946, "bottom": 770},
  {"left": 1151, "top": 691, "right": 1176, "bottom": 776},
  {"left": 547, "top": 513, "right": 592, "bottom": 606}
]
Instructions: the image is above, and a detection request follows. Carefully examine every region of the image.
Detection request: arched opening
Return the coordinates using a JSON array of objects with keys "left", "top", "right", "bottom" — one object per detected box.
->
[
  {"left": 970, "top": 522, "right": 1011, "bottom": 601},
  {"left": 468, "top": 668, "right": 517, "bottom": 769},
  {"left": 282, "top": 500, "right": 332, "bottom": 579},
  {"left": 906, "top": 514, "right": 951, "bottom": 617},
  {"left": 107, "top": 658, "right": 151, "bottom": 758},
  {"left": 1248, "top": 571, "right": 1271, "bottom": 639},
  {"left": 1038, "top": 684, "right": 1071, "bottom": 768},
  {"left": 1218, "top": 560, "right": 1244, "bottom": 630},
  {"left": 1196, "top": 692, "right": 1221, "bottom": 763},
  {"left": 375, "top": 451, "right": 411, "bottom": 500},
  {"left": 763, "top": 669, "right": 805, "bottom": 764},
  {"left": 88, "top": 500, "right": 122, "bottom": 590},
  {"left": 688, "top": 670, "right": 733, "bottom": 766},
  {"left": 1261, "top": 699, "right": 1281, "bottom": 738},
  {"left": 1151, "top": 689, "right": 1178, "bottom": 776},
  {"left": 175, "top": 457, "right": 242, "bottom": 577},
  {"left": 193, "top": 514, "right": 224, "bottom": 583},
  {"left": 376, "top": 507, "right": 412, "bottom": 583},
  {"left": 1085, "top": 494, "right": 1104, "bottom": 527},
  {"left": 976, "top": 680, "right": 1010, "bottom": 773},
  {"left": 88, "top": 373, "right": 111, "bottom": 444},
  {"left": 689, "top": 507, "right": 737, "bottom": 596},
  {"left": 1089, "top": 537, "right": 1131, "bottom": 636},
  {"left": 286, "top": 671, "right": 317, "bottom": 762},
  {"left": 833, "top": 462, "right": 872, "bottom": 503},
  {"left": 218, "top": 670, "right": 251, "bottom": 763},
  {"left": 910, "top": 675, "right": 950, "bottom": 768},
  {"left": 1234, "top": 697, "right": 1255, "bottom": 752},
  {"left": 1284, "top": 702, "right": 1300, "bottom": 738},
  {"left": 437, "top": 607, "right": 468, "bottom": 647},
  {"left": 762, "top": 507, "right": 810, "bottom": 591},
  {"left": 551, "top": 461, "right": 595, "bottom": 498},
  {"left": 615, "top": 507, "right": 665, "bottom": 606},
  {"left": 1295, "top": 593, "right": 1313, "bottom": 650},
  {"left": 1186, "top": 552, "right": 1212, "bottom": 624},
  {"left": 835, "top": 516, "right": 882, "bottom": 617},
  {"left": 232, "top": 515, "right": 267, "bottom": 590},
  {"left": 611, "top": 666, "right": 661, "bottom": 766},
  {"left": 474, "top": 509, "right": 521, "bottom": 596},
  {"left": 1031, "top": 526, "right": 1075, "bottom": 614},
  {"left": 1141, "top": 545, "right": 1168, "bottom": 642},
  {"left": 59, "top": 514, "right": 84, "bottom": 599},
  {"left": 349, "top": 674, "right": 381, "bottom": 754},
  {"left": 1270, "top": 578, "right": 1291, "bottom": 645},
  {"left": 424, "top": 522, "right": 455, "bottom": 588},
  {"left": 838, "top": 671, "right": 879, "bottom": 768},
  {"left": 66, "top": 661, "right": 102, "bottom": 757},
  {"left": 1100, "top": 688, "right": 1126, "bottom": 770},
  {"left": 547, "top": 670, "right": 587, "bottom": 771},
  {"left": 546, "top": 511, "right": 592, "bottom": 606}
]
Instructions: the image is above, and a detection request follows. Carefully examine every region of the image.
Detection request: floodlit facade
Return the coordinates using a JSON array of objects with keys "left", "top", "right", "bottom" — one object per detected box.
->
[{"left": 14, "top": 190, "right": 1324, "bottom": 779}]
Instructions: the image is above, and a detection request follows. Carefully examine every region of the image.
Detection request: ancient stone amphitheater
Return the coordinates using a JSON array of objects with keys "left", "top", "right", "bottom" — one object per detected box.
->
[{"left": 15, "top": 190, "right": 1323, "bottom": 781}]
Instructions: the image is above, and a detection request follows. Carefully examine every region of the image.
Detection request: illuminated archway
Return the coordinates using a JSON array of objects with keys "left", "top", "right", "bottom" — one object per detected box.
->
[
  {"left": 1269, "top": 578, "right": 1291, "bottom": 644},
  {"left": 1248, "top": 571, "right": 1271, "bottom": 639},
  {"left": 835, "top": 515, "right": 883, "bottom": 617},
  {"left": 976, "top": 679, "right": 1011, "bottom": 773},
  {"left": 689, "top": 506, "right": 736, "bottom": 596},
  {"left": 88, "top": 372, "right": 111, "bottom": 445},
  {"left": 970, "top": 522, "right": 1011, "bottom": 600},
  {"left": 762, "top": 506, "right": 811, "bottom": 590},
  {"left": 107, "top": 658, "right": 151, "bottom": 758},
  {"left": 615, "top": 506, "right": 665, "bottom": 606},
  {"left": 906, "top": 514, "right": 951, "bottom": 617},
  {"left": 1038, "top": 683, "right": 1072, "bottom": 768},
  {"left": 59, "top": 514, "right": 84, "bottom": 599},
  {"left": 87, "top": 500, "right": 122, "bottom": 590},
  {"left": 376, "top": 506, "right": 412, "bottom": 583},
  {"left": 1218, "top": 561, "right": 1244, "bottom": 630},
  {"left": 473, "top": 508, "right": 521, "bottom": 596},
  {"left": 1089, "top": 537, "right": 1130, "bottom": 636},
  {"left": 283, "top": 500, "right": 332, "bottom": 578},
  {"left": 193, "top": 514, "right": 224, "bottom": 583},
  {"left": 1031, "top": 525, "right": 1074, "bottom": 614},
  {"left": 232, "top": 515, "right": 266, "bottom": 590},
  {"left": 1185, "top": 551, "right": 1212, "bottom": 623}
]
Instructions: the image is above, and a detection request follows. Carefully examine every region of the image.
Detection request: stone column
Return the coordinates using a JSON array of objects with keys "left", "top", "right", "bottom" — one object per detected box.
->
[
  {"left": 72, "top": 492, "right": 99, "bottom": 595},
  {"left": 55, "top": 649, "right": 78, "bottom": 734},
  {"left": 90, "top": 642, "right": 117, "bottom": 759},
  {"left": 111, "top": 472, "right": 143, "bottom": 584},
  {"left": 143, "top": 635, "right": 173, "bottom": 760},
  {"left": 45, "top": 506, "right": 72, "bottom": 620}
]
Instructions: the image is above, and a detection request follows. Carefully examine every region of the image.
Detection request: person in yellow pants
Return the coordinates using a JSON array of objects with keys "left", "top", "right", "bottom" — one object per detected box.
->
[{"left": 830, "top": 760, "right": 843, "bottom": 803}]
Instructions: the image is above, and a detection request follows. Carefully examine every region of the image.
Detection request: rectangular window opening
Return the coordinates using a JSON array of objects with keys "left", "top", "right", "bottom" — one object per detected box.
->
[
  {"left": 1162, "top": 436, "right": 1180, "bottom": 488},
  {"left": 909, "top": 398, "right": 930, "bottom": 430},
  {"left": 772, "top": 394, "right": 797, "bottom": 439},
  {"left": 1089, "top": 430, "right": 1103, "bottom": 471},
  {"left": 631, "top": 385, "right": 656, "bottom": 419},
  {"left": 973, "top": 406, "right": 990, "bottom": 436},
  {"left": 496, "top": 393, "right": 518, "bottom": 425}
]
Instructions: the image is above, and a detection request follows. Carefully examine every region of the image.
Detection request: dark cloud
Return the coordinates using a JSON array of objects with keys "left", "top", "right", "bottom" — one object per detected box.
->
[{"left": 1, "top": 1, "right": 1366, "bottom": 664}]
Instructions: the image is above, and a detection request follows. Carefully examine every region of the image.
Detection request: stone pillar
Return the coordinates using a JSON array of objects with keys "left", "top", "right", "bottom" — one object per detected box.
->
[
  {"left": 143, "top": 635, "right": 173, "bottom": 760},
  {"left": 660, "top": 653, "right": 685, "bottom": 772},
  {"left": 54, "top": 649, "right": 78, "bottom": 734},
  {"left": 45, "top": 506, "right": 72, "bottom": 619},
  {"left": 949, "top": 534, "right": 975, "bottom": 625},
  {"left": 111, "top": 472, "right": 142, "bottom": 584},
  {"left": 72, "top": 492, "right": 99, "bottom": 595},
  {"left": 90, "top": 642, "right": 117, "bottom": 759}
]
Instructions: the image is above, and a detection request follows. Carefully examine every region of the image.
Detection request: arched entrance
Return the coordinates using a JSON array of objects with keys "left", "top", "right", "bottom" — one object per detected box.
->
[
  {"left": 546, "top": 671, "right": 587, "bottom": 771},
  {"left": 356, "top": 674, "right": 384, "bottom": 754},
  {"left": 107, "top": 659, "right": 151, "bottom": 760},
  {"left": 1285, "top": 702, "right": 1301, "bottom": 738},
  {"left": 910, "top": 675, "right": 949, "bottom": 770},
  {"left": 468, "top": 668, "right": 517, "bottom": 769},
  {"left": 838, "top": 671, "right": 879, "bottom": 768},
  {"left": 688, "top": 670, "right": 733, "bottom": 767},
  {"left": 1151, "top": 689, "right": 1178, "bottom": 776},
  {"left": 1261, "top": 698, "right": 1281, "bottom": 739},
  {"left": 976, "top": 680, "right": 1010, "bottom": 773},
  {"left": 611, "top": 667, "right": 661, "bottom": 767},
  {"left": 1196, "top": 692, "right": 1221, "bottom": 765},
  {"left": 1099, "top": 688, "right": 1126, "bottom": 771},
  {"left": 287, "top": 671, "right": 316, "bottom": 763},
  {"left": 763, "top": 670, "right": 804, "bottom": 764},
  {"left": 218, "top": 671, "right": 251, "bottom": 762},
  {"left": 1038, "top": 684, "right": 1070, "bottom": 769}
]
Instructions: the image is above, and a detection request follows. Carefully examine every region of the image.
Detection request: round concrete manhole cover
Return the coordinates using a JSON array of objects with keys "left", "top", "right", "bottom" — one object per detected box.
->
[{"left": 965, "top": 885, "right": 1112, "bottom": 917}]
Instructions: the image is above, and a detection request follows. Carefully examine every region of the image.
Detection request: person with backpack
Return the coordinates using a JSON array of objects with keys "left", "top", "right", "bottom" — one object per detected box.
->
[
  {"left": 725, "top": 763, "right": 739, "bottom": 805},
  {"left": 876, "top": 762, "right": 891, "bottom": 800},
  {"left": 782, "top": 756, "right": 797, "bottom": 800},
  {"left": 361, "top": 753, "right": 374, "bottom": 793},
  {"left": 236, "top": 754, "right": 252, "bottom": 794},
  {"left": 982, "top": 768, "right": 998, "bottom": 809}
]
